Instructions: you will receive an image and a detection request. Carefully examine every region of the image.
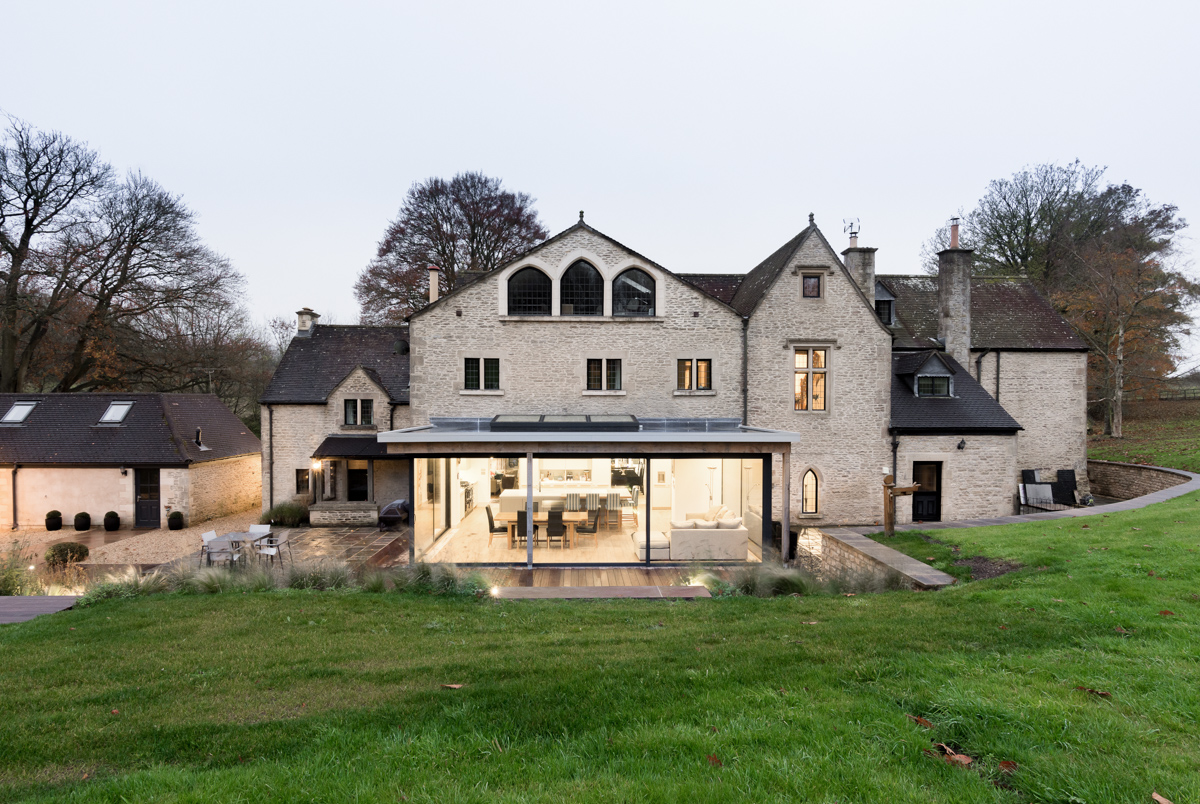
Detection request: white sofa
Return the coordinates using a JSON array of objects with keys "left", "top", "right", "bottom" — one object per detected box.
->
[
  {"left": 631, "top": 531, "right": 671, "bottom": 560},
  {"left": 669, "top": 524, "right": 749, "bottom": 560}
]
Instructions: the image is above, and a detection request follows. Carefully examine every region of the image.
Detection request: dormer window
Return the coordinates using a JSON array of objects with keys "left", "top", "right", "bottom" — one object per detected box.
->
[
  {"left": 1, "top": 401, "right": 36, "bottom": 423},
  {"left": 99, "top": 401, "right": 133, "bottom": 424},
  {"left": 875, "top": 299, "right": 893, "bottom": 325},
  {"left": 917, "top": 376, "right": 951, "bottom": 397}
]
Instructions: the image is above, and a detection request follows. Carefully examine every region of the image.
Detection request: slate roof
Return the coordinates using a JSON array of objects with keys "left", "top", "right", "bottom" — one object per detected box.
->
[
  {"left": 0, "top": 393, "right": 260, "bottom": 466},
  {"left": 676, "top": 274, "right": 744, "bottom": 305},
  {"left": 311, "top": 435, "right": 391, "bottom": 458},
  {"left": 260, "top": 325, "right": 410, "bottom": 404},
  {"left": 879, "top": 276, "right": 1086, "bottom": 351},
  {"left": 889, "top": 352, "right": 1023, "bottom": 434},
  {"left": 729, "top": 226, "right": 813, "bottom": 316}
]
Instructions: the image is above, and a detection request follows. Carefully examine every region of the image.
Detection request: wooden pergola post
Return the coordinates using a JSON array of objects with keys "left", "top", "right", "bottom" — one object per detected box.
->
[{"left": 882, "top": 474, "right": 920, "bottom": 537}]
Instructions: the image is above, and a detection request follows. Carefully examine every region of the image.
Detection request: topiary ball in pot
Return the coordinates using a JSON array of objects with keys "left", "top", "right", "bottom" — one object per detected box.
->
[
  {"left": 74, "top": 512, "right": 91, "bottom": 531},
  {"left": 45, "top": 542, "right": 89, "bottom": 568},
  {"left": 168, "top": 511, "right": 184, "bottom": 530},
  {"left": 103, "top": 511, "right": 120, "bottom": 531},
  {"left": 45, "top": 510, "right": 62, "bottom": 531}
]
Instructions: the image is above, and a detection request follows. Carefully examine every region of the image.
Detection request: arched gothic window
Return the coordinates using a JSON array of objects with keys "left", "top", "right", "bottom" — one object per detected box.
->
[
  {"left": 507, "top": 267, "right": 552, "bottom": 315},
  {"left": 612, "top": 268, "right": 655, "bottom": 316},
  {"left": 802, "top": 470, "right": 818, "bottom": 514},
  {"left": 560, "top": 260, "right": 603, "bottom": 315}
]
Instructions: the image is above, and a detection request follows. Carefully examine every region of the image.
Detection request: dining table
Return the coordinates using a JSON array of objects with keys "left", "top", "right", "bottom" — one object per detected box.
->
[
  {"left": 208, "top": 531, "right": 272, "bottom": 564},
  {"left": 493, "top": 511, "right": 588, "bottom": 548}
]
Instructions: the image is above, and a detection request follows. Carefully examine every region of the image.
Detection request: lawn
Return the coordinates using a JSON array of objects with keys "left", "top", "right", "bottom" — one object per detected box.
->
[
  {"left": 2, "top": 493, "right": 1199, "bottom": 803},
  {"left": 1088, "top": 399, "right": 1200, "bottom": 473}
]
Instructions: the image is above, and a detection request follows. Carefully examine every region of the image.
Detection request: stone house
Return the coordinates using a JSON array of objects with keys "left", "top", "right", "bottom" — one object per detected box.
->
[
  {"left": 261, "top": 214, "right": 1087, "bottom": 563},
  {"left": 0, "top": 393, "right": 261, "bottom": 530}
]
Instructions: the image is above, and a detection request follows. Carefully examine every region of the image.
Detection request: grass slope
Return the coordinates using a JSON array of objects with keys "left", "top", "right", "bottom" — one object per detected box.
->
[
  {"left": 2, "top": 493, "right": 1199, "bottom": 803},
  {"left": 1088, "top": 399, "right": 1200, "bottom": 473}
]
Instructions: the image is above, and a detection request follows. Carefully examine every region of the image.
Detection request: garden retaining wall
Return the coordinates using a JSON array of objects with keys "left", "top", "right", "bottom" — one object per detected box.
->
[{"left": 1086, "top": 459, "right": 1190, "bottom": 501}]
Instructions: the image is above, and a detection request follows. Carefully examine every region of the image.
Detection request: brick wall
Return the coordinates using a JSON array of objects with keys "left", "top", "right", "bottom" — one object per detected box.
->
[
  {"left": 894, "top": 433, "right": 1018, "bottom": 522},
  {"left": 973, "top": 349, "right": 1089, "bottom": 493},
  {"left": 189, "top": 454, "right": 262, "bottom": 522},
  {"left": 747, "top": 234, "right": 894, "bottom": 526},
  {"left": 1086, "top": 459, "right": 1189, "bottom": 500}
]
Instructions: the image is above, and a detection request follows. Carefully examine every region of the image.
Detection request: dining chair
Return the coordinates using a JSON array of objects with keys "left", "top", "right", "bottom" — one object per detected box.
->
[
  {"left": 198, "top": 531, "right": 219, "bottom": 567},
  {"left": 585, "top": 492, "right": 599, "bottom": 512},
  {"left": 206, "top": 539, "right": 236, "bottom": 567},
  {"left": 485, "top": 505, "right": 508, "bottom": 547},
  {"left": 566, "top": 492, "right": 580, "bottom": 512},
  {"left": 545, "top": 510, "right": 567, "bottom": 549},
  {"left": 574, "top": 510, "right": 599, "bottom": 549},
  {"left": 516, "top": 509, "right": 539, "bottom": 547},
  {"left": 621, "top": 487, "right": 640, "bottom": 528},
  {"left": 606, "top": 491, "right": 621, "bottom": 530}
]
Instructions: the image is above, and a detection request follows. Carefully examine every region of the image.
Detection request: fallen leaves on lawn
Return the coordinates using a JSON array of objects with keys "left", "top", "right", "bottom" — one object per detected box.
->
[
  {"left": 800, "top": 621, "right": 819, "bottom": 625},
  {"left": 1114, "top": 625, "right": 1132, "bottom": 634},
  {"left": 1132, "top": 527, "right": 1142, "bottom": 531},
  {"left": 441, "top": 684, "right": 464, "bottom": 689},
  {"left": 1081, "top": 524, "right": 1090, "bottom": 529},
  {"left": 1075, "top": 686, "right": 1112, "bottom": 698},
  {"left": 110, "top": 709, "right": 119, "bottom": 715},
  {"left": 842, "top": 593, "right": 856, "bottom": 597},
  {"left": 707, "top": 754, "right": 723, "bottom": 767},
  {"left": 906, "top": 714, "right": 933, "bottom": 729},
  {"left": 1160, "top": 610, "right": 1175, "bottom": 616},
  {"left": 930, "top": 743, "right": 973, "bottom": 766},
  {"left": 998, "top": 760, "right": 1018, "bottom": 775},
  {"left": 1152, "top": 793, "right": 1174, "bottom": 804}
]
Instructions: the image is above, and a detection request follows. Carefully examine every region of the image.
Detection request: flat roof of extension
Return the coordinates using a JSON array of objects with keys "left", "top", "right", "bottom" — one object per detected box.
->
[{"left": 376, "top": 417, "right": 800, "bottom": 448}]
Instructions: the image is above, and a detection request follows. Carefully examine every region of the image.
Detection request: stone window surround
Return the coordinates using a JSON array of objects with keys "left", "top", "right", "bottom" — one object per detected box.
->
[
  {"left": 797, "top": 465, "right": 822, "bottom": 517},
  {"left": 457, "top": 349, "right": 506, "bottom": 396},
  {"left": 793, "top": 265, "right": 834, "bottom": 303},
  {"left": 672, "top": 352, "right": 718, "bottom": 397},
  {"left": 579, "top": 351, "right": 629, "bottom": 396},
  {"left": 341, "top": 398, "right": 376, "bottom": 429},
  {"left": 496, "top": 251, "right": 667, "bottom": 319},
  {"left": 787, "top": 339, "right": 836, "bottom": 415}
]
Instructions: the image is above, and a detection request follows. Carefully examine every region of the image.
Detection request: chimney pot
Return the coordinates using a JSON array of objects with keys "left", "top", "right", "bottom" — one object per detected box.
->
[
  {"left": 949, "top": 216, "right": 961, "bottom": 249},
  {"left": 428, "top": 266, "right": 440, "bottom": 303}
]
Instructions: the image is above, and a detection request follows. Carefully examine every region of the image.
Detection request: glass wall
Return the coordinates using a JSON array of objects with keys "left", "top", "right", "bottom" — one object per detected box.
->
[{"left": 411, "top": 454, "right": 766, "bottom": 565}]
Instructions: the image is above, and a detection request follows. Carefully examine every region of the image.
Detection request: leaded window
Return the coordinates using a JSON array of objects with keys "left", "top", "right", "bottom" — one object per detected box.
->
[
  {"left": 587, "top": 359, "right": 603, "bottom": 390},
  {"left": 483, "top": 358, "right": 499, "bottom": 390},
  {"left": 560, "top": 260, "right": 603, "bottom": 315},
  {"left": 587, "top": 358, "right": 621, "bottom": 391},
  {"left": 677, "top": 359, "right": 692, "bottom": 390},
  {"left": 612, "top": 268, "right": 655, "bottom": 316},
  {"left": 360, "top": 399, "right": 374, "bottom": 425},
  {"left": 507, "top": 267, "right": 551, "bottom": 315},
  {"left": 696, "top": 359, "right": 711, "bottom": 390},
  {"left": 676, "top": 359, "right": 712, "bottom": 390},
  {"left": 465, "top": 358, "right": 500, "bottom": 391},
  {"left": 465, "top": 358, "right": 480, "bottom": 390},
  {"left": 917, "top": 376, "right": 951, "bottom": 397},
  {"left": 802, "top": 274, "right": 822, "bottom": 298},
  {"left": 794, "top": 348, "right": 827, "bottom": 411},
  {"left": 875, "top": 299, "right": 893, "bottom": 325},
  {"left": 344, "top": 398, "right": 358, "bottom": 425},
  {"left": 606, "top": 359, "right": 622, "bottom": 391}
]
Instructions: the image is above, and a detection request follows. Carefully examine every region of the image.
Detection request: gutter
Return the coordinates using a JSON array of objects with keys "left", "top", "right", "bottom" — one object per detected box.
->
[
  {"left": 741, "top": 316, "right": 750, "bottom": 425},
  {"left": 890, "top": 432, "right": 898, "bottom": 479},
  {"left": 10, "top": 464, "right": 18, "bottom": 530},
  {"left": 974, "top": 348, "right": 991, "bottom": 383},
  {"left": 267, "top": 405, "right": 274, "bottom": 509}
]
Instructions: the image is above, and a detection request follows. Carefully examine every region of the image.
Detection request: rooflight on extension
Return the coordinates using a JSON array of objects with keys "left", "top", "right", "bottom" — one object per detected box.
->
[
  {"left": 1, "top": 401, "right": 37, "bottom": 424},
  {"left": 99, "top": 401, "right": 134, "bottom": 424}
]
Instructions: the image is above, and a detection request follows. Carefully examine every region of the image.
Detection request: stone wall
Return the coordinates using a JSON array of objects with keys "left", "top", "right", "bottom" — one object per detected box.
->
[
  {"left": 1086, "top": 459, "right": 1189, "bottom": 500},
  {"left": 747, "top": 233, "right": 894, "bottom": 526},
  {"left": 310, "top": 502, "right": 379, "bottom": 526},
  {"left": 973, "top": 349, "right": 1089, "bottom": 493},
  {"left": 0, "top": 467, "right": 134, "bottom": 529},
  {"left": 408, "top": 227, "right": 745, "bottom": 424},
  {"left": 189, "top": 454, "right": 262, "bottom": 522},
  {"left": 893, "top": 433, "right": 1018, "bottom": 522}
]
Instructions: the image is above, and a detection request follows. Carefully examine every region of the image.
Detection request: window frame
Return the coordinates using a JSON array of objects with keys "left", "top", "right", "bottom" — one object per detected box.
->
[
  {"left": 801, "top": 469, "right": 818, "bottom": 514},
  {"left": 343, "top": 398, "right": 376, "bottom": 426},
  {"left": 916, "top": 376, "right": 952, "bottom": 397},
  {"left": 801, "top": 274, "right": 822, "bottom": 299},
  {"left": 506, "top": 266, "right": 553, "bottom": 316},
  {"left": 560, "top": 260, "right": 604, "bottom": 316},
  {"left": 586, "top": 357, "right": 622, "bottom": 392},
  {"left": 793, "top": 347, "right": 828, "bottom": 412},
  {"left": 874, "top": 298, "right": 893, "bottom": 325},
  {"left": 98, "top": 401, "right": 134, "bottom": 425},
  {"left": 1, "top": 401, "right": 37, "bottom": 424},
  {"left": 344, "top": 398, "right": 358, "bottom": 425},
  {"left": 295, "top": 468, "right": 310, "bottom": 495},
  {"left": 612, "top": 267, "right": 656, "bottom": 317},
  {"left": 676, "top": 358, "right": 712, "bottom": 391}
]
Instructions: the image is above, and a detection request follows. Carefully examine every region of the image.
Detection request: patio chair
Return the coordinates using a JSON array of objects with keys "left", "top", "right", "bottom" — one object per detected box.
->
[
  {"left": 574, "top": 510, "right": 600, "bottom": 549},
  {"left": 260, "top": 530, "right": 294, "bottom": 565},
  {"left": 485, "top": 505, "right": 508, "bottom": 547},
  {"left": 206, "top": 538, "right": 236, "bottom": 567},
  {"left": 198, "top": 531, "right": 219, "bottom": 567},
  {"left": 545, "top": 510, "right": 567, "bottom": 549}
]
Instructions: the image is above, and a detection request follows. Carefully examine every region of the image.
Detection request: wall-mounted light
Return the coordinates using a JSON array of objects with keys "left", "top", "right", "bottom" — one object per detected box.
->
[
  {"left": 120, "top": 466, "right": 127, "bottom": 476},
  {"left": 957, "top": 439, "right": 967, "bottom": 450},
  {"left": 312, "top": 461, "right": 322, "bottom": 471}
]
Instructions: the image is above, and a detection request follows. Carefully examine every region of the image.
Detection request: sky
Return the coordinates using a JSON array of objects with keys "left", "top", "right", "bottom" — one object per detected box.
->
[{"left": 5, "top": 0, "right": 1199, "bottom": 363}]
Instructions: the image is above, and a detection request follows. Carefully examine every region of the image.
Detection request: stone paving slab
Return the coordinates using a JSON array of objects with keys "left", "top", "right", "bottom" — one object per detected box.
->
[
  {"left": 0, "top": 596, "right": 77, "bottom": 624},
  {"left": 820, "top": 529, "right": 957, "bottom": 589}
]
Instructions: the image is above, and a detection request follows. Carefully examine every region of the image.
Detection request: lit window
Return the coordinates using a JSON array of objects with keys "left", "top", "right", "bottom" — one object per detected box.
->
[
  {"left": 99, "top": 401, "right": 133, "bottom": 424},
  {"left": 802, "top": 275, "right": 822, "bottom": 298},
  {"left": 1, "top": 401, "right": 36, "bottom": 423},
  {"left": 295, "top": 469, "right": 310, "bottom": 494},
  {"left": 676, "top": 359, "right": 712, "bottom": 391},
  {"left": 802, "top": 470, "right": 818, "bottom": 514},
  {"left": 793, "top": 348, "right": 827, "bottom": 411},
  {"left": 587, "top": 358, "right": 622, "bottom": 391},
  {"left": 917, "top": 376, "right": 951, "bottom": 397}
]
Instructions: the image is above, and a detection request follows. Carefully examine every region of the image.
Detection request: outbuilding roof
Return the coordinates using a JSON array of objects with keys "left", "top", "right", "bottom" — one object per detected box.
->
[
  {"left": 0, "top": 393, "right": 260, "bottom": 466},
  {"left": 879, "top": 276, "right": 1086, "bottom": 351},
  {"left": 260, "top": 325, "right": 410, "bottom": 404},
  {"left": 889, "top": 353, "right": 1022, "bottom": 434},
  {"left": 676, "top": 273, "right": 744, "bottom": 305}
]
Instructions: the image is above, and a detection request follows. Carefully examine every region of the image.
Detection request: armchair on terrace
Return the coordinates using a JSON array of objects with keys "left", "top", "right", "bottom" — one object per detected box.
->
[{"left": 198, "top": 531, "right": 219, "bottom": 567}]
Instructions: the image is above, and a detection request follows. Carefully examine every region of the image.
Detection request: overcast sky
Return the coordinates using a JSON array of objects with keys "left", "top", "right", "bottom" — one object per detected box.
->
[{"left": 6, "top": 1, "right": 1198, "bottom": 361}]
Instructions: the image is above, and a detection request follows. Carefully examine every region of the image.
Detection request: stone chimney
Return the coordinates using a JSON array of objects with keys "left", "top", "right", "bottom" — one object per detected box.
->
[
  {"left": 428, "top": 266, "right": 440, "bottom": 303},
  {"left": 937, "top": 231, "right": 973, "bottom": 366},
  {"left": 296, "top": 307, "right": 320, "bottom": 337},
  {"left": 842, "top": 243, "right": 878, "bottom": 305}
]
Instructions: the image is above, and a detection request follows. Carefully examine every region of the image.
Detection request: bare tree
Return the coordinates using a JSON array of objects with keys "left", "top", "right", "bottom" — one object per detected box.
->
[
  {"left": 0, "top": 117, "right": 112, "bottom": 391},
  {"left": 355, "top": 172, "right": 549, "bottom": 323}
]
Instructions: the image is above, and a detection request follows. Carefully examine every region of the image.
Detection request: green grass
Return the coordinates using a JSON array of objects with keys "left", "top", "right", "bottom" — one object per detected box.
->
[
  {"left": 1088, "top": 399, "right": 1200, "bottom": 473},
  {"left": 3, "top": 494, "right": 1200, "bottom": 803}
]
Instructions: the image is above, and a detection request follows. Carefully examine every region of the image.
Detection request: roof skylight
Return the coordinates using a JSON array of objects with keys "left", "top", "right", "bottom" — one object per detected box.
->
[
  {"left": 1, "top": 401, "right": 37, "bottom": 423},
  {"left": 99, "top": 401, "right": 134, "bottom": 424}
]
